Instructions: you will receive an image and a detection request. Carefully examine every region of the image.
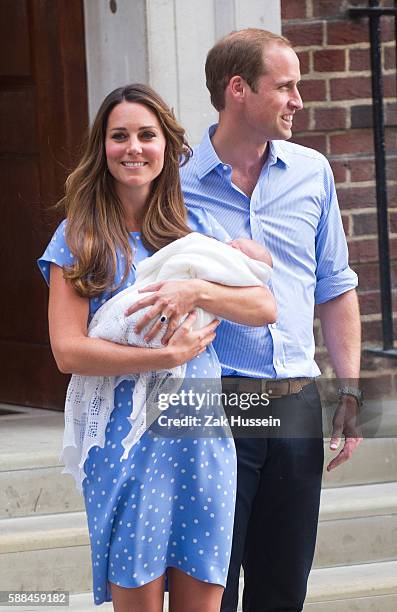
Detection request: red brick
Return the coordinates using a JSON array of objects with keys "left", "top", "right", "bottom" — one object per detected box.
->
[
  {"left": 291, "top": 134, "right": 327, "bottom": 155},
  {"left": 386, "top": 103, "right": 397, "bottom": 126},
  {"left": 381, "top": 18, "right": 396, "bottom": 43},
  {"left": 341, "top": 212, "right": 351, "bottom": 235},
  {"left": 281, "top": 0, "right": 307, "bottom": 20},
  {"left": 349, "top": 155, "right": 397, "bottom": 182},
  {"left": 386, "top": 129, "right": 397, "bottom": 155},
  {"left": 312, "top": 0, "right": 345, "bottom": 18},
  {"left": 299, "top": 79, "right": 327, "bottom": 102},
  {"left": 283, "top": 22, "right": 323, "bottom": 47},
  {"left": 330, "top": 159, "right": 348, "bottom": 183},
  {"left": 330, "top": 76, "right": 371, "bottom": 101},
  {"left": 314, "top": 107, "right": 347, "bottom": 130},
  {"left": 358, "top": 290, "right": 380, "bottom": 316},
  {"left": 360, "top": 373, "right": 394, "bottom": 398},
  {"left": 348, "top": 238, "right": 379, "bottom": 263},
  {"left": 348, "top": 236, "right": 397, "bottom": 264},
  {"left": 358, "top": 290, "right": 397, "bottom": 316},
  {"left": 390, "top": 210, "right": 397, "bottom": 234},
  {"left": 314, "top": 49, "right": 345, "bottom": 72},
  {"left": 386, "top": 157, "right": 397, "bottom": 181},
  {"left": 330, "top": 130, "right": 374, "bottom": 155},
  {"left": 297, "top": 51, "right": 310, "bottom": 75},
  {"left": 349, "top": 48, "right": 371, "bottom": 72},
  {"left": 351, "top": 105, "right": 373, "bottom": 129},
  {"left": 384, "top": 73, "right": 397, "bottom": 98},
  {"left": 355, "top": 262, "right": 380, "bottom": 290},
  {"left": 362, "top": 319, "right": 384, "bottom": 343},
  {"left": 361, "top": 351, "right": 395, "bottom": 372},
  {"left": 349, "top": 158, "right": 375, "bottom": 182},
  {"left": 351, "top": 104, "right": 397, "bottom": 130},
  {"left": 384, "top": 45, "right": 396, "bottom": 70},
  {"left": 292, "top": 108, "right": 310, "bottom": 132},
  {"left": 327, "top": 20, "right": 369, "bottom": 46},
  {"left": 352, "top": 212, "right": 378, "bottom": 236},
  {"left": 338, "top": 185, "right": 376, "bottom": 210},
  {"left": 392, "top": 260, "right": 397, "bottom": 286}
]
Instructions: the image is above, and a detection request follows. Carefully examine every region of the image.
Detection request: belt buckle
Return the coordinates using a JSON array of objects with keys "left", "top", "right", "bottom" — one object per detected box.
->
[{"left": 262, "top": 379, "right": 289, "bottom": 399}]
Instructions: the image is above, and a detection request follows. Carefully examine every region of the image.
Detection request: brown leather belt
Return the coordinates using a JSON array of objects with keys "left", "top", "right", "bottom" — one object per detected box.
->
[{"left": 222, "top": 377, "right": 314, "bottom": 398}]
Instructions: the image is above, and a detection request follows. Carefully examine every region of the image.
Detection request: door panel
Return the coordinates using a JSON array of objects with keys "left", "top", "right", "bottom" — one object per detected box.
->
[{"left": 0, "top": 0, "right": 88, "bottom": 409}]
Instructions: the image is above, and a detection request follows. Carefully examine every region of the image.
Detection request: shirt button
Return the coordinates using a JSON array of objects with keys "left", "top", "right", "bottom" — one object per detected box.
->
[
  {"left": 251, "top": 211, "right": 256, "bottom": 217},
  {"left": 222, "top": 165, "right": 228, "bottom": 171},
  {"left": 270, "top": 323, "right": 277, "bottom": 329}
]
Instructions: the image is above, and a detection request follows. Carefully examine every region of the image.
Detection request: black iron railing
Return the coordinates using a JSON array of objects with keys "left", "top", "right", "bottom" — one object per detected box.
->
[{"left": 349, "top": 0, "right": 397, "bottom": 358}]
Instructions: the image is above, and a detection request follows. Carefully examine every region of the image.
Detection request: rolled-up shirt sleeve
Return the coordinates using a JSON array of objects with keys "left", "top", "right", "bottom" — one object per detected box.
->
[{"left": 315, "top": 161, "right": 358, "bottom": 304}]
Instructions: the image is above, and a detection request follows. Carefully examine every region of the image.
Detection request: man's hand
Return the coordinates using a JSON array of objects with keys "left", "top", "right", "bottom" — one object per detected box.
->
[
  {"left": 327, "top": 394, "right": 363, "bottom": 471},
  {"left": 124, "top": 280, "right": 202, "bottom": 344}
]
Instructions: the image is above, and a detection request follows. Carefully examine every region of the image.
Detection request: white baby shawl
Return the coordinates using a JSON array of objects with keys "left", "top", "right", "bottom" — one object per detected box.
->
[{"left": 62, "top": 232, "right": 272, "bottom": 490}]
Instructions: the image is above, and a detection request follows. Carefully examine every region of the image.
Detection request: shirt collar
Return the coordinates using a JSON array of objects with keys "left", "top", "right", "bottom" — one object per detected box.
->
[
  {"left": 196, "top": 124, "right": 222, "bottom": 179},
  {"left": 196, "top": 125, "right": 290, "bottom": 179},
  {"left": 268, "top": 140, "right": 290, "bottom": 167}
]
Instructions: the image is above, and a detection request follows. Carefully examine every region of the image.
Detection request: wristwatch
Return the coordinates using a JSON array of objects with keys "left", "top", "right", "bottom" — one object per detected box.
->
[{"left": 338, "top": 386, "right": 363, "bottom": 407}]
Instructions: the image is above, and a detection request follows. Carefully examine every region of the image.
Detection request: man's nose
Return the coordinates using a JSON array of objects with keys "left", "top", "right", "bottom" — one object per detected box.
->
[{"left": 290, "top": 86, "right": 303, "bottom": 111}]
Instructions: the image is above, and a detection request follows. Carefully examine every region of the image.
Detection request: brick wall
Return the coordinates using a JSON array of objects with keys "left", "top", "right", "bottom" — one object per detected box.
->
[{"left": 281, "top": 0, "right": 397, "bottom": 388}]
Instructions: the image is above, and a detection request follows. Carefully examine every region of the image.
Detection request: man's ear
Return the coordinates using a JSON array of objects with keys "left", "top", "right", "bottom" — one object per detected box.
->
[{"left": 228, "top": 76, "right": 246, "bottom": 102}]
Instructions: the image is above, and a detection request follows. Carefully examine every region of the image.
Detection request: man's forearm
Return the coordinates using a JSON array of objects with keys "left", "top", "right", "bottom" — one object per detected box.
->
[
  {"left": 196, "top": 280, "right": 277, "bottom": 327},
  {"left": 317, "top": 289, "right": 361, "bottom": 379}
]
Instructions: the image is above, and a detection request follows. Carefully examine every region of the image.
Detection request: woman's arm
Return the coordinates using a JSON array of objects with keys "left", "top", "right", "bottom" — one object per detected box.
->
[
  {"left": 48, "top": 265, "right": 219, "bottom": 376},
  {"left": 128, "top": 280, "right": 277, "bottom": 344}
]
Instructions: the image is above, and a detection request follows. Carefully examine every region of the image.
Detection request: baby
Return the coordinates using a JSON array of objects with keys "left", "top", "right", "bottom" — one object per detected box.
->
[{"left": 229, "top": 238, "right": 273, "bottom": 268}]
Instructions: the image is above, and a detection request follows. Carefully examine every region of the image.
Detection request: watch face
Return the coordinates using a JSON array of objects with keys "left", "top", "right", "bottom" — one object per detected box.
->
[{"left": 338, "top": 386, "right": 363, "bottom": 405}]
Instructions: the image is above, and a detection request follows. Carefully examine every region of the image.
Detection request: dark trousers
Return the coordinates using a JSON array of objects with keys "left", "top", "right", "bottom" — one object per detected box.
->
[{"left": 221, "top": 382, "right": 324, "bottom": 612}]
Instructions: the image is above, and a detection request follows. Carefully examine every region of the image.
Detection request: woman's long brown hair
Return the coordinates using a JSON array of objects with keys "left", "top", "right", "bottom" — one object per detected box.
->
[{"left": 59, "top": 84, "right": 192, "bottom": 297}]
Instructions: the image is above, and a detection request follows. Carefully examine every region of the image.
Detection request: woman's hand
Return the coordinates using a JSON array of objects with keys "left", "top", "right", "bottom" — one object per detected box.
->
[
  {"left": 166, "top": 312, "right": 220, "bottom": 367},
  {"left": 125, "top": 280, "right": 204, "bottom": 344}
]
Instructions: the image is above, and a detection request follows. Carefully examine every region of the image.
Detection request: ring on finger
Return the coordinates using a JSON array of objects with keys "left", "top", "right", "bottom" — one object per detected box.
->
[{"left": 159, "top": 313, "right": 168, "bottom": 325}]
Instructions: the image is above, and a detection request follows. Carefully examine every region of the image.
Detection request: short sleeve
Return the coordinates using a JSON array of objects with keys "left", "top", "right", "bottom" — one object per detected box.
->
[
  {"left": 37, "top": 220, "right": 75, "bottom": 287},
  {"left": 187, "top": 206, "right": 231, "bottom": 242}
]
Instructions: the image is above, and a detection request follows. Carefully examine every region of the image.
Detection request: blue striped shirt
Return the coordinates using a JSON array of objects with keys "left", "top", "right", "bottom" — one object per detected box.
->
[{"left": 180, "top": 125, "right": 358, "bottom": 379}]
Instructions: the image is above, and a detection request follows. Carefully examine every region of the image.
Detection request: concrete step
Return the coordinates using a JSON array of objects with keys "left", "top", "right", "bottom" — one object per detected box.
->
[
  {"left": 2, "top": 437, "right": 397, "bottom": 519},
  {"left": 1, "top": 407, "right": 397, "bottom": 518},
  {"left": 4, "top": 562, "right": 396, "bottom": 612},
  {"left": 314, "top": 481, "right": 397, "bottom": 567},
  {"left": 1, "top": 482, "right": 396, "bottom": 593},
  {"left": 304, "top": 561, "right": 397, "bottom": 609},
  {"left": 0, "top": 467, "right": 83, "bottom": 519},
  {"left": 0, "top": 512, "right": 91, "bottom": 593},
  {"left": 322, "top": 436, "right": 397, "bottom": 488}
]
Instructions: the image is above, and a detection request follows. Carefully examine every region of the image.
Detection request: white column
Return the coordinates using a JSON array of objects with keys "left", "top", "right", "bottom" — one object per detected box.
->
[
  {"left": 84, "top": 0, "right": 282, "bottom": 141},
  {"left": 83, "top": 0, "right": 148, "bottom": 121}
]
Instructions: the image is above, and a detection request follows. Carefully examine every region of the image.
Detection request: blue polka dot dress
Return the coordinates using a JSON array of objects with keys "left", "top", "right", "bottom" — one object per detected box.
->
[{"left": 38, "top": 210, "right": 237, "bottom": 605}]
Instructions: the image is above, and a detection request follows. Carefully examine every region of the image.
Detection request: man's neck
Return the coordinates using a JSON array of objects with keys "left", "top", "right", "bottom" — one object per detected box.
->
[
  {"left": 211, "top": 117, "right": 270, "bottom": 197},
  {"left": 211, "top": 116, "right": 269, "bottom": 176}
]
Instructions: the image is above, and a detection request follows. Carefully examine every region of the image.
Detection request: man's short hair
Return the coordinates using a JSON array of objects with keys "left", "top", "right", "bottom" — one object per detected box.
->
[{"left": 205, "top": 28, "right": 292, "bottom": 111}]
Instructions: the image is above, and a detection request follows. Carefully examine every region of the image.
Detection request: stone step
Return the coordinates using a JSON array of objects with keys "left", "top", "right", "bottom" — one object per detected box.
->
[
  {"left": 322, "top": 436, "right": 397, "bottom": 488},
  {"left": 0, "top": 512, "right": 91, "bottom": 593},
  {"left": 0, "top": 482, "right": 395, "bottom": 593},
  {"left": 313, "top": 481, "right": 397, "bottom": 568},
  {"left": 304, "top": 561, "right": 397, "bottom": 608},
  {"left": 1, "top": 424, "right": 397, "bottom": 518},
  {"left": 2, "top": 562, "right": 396, "bottom": 612}
]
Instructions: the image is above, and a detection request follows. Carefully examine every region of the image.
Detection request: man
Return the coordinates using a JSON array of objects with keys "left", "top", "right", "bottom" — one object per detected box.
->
[{"left": 180, "top": 29, "right": 362, "bottom": 612}]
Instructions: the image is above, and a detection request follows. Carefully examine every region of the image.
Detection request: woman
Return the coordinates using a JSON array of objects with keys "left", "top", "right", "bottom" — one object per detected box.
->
[{"left": 38, "top": 84, "right": 276, "bottom": 612}]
